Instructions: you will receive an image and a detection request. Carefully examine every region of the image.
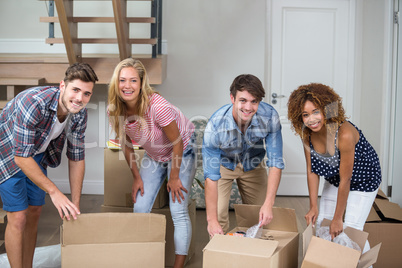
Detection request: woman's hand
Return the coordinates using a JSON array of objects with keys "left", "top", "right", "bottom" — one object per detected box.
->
[
  {"left": 329, "top": 218, "right": 343, "bottom": 240},
  {"left": 305, "top": 206, "right": 319, "bottom": 227},
  {"left": 131, "top": 176, "right": 144, "bottom": 203},
  {"left": 167, "top": 174, "right": 187, "bottom": 204}
]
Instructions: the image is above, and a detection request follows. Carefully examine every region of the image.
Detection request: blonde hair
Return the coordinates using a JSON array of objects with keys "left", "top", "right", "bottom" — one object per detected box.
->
[{"left": 108, "top": 58, "right": 157, "bottom": 139}]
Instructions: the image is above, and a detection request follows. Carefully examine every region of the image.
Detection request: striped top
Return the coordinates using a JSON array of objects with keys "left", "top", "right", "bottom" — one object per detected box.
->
[{"left": 125, "top": 93, "right": 194, "bottom": 162}]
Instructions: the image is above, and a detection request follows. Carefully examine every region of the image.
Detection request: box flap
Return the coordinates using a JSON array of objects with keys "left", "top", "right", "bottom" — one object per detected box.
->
[
  {"left": 366, "top": 206, "right": 381, "bottom": 222},
  {"left": 203, "top": 234, "right": 279, "bottom": 258},
  {"left": 343, "top": 226, "right": 368, "bottom": 253},
  {"left": 62, "top": 242, "right": 164, "bottom": 267},
  {"left": 234, "top": 204, "right": 298, "bottom": 232},
  {"left": 356, "top": 243, "right": 381, "bottom": 268},
  {"left": 302, "top": 223, "right": 313, "bottom": 258},
  {"left": 374, "top": 198, "right": 402, "bottom": 222},
  {"left": 62, "top": 213, "right": 166, "bottom": 245},
  {"left": 376, "top": 189, "right": 388, "bottom": 199},
  {"left": 302, "top": 236, "right": 361, "bottom": 268}
]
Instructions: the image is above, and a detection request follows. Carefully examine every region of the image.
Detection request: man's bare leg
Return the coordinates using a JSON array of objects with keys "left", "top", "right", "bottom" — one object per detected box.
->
[
  {"left": 5, "top": 209, "right": 28, "bottom": 268},
  {"left": 23, "top": 205, "right": 42, "bottom": 267}
]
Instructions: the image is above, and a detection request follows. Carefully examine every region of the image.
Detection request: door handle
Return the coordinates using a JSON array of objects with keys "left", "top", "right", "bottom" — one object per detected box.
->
[{"left": 271, "top": 93, "right": 286, "bottom": 104}]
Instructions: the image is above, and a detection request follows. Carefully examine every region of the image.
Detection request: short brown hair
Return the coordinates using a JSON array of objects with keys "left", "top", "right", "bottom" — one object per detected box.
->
[
  {"left": 64, "top": 62, "right": 98, "bottom": 84},
  {"left": 229, "top": 74, "right": 265, "bottom": 102}
]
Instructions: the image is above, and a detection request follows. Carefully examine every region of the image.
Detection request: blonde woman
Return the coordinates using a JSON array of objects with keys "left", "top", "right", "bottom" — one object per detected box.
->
[{"left": 108, "top": 58, "right": 195, "bottom": 268}]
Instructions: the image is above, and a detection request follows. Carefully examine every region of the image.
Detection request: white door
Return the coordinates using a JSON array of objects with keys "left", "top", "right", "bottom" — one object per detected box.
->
[{"left": 267, "top": 0, "right": 356, "bottom": 195}]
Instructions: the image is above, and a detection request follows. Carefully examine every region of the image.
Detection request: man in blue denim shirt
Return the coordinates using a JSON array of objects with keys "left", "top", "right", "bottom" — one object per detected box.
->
[
  {"left": 203, "top": 74, "right": 284, "bottom": 237},
  {"left": 0, "top": 63, "right": 98, "bottom": 267}
]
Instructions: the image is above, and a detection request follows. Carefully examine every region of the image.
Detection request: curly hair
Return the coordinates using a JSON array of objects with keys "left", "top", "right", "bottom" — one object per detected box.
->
[{"left": 287, "top": 83, "right": 347, "bottom": 142}]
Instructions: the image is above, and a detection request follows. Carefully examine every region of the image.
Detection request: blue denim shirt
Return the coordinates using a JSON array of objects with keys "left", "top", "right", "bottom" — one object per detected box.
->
[{"left": 202, "top": 102, "right": 284, "bottom": 181}]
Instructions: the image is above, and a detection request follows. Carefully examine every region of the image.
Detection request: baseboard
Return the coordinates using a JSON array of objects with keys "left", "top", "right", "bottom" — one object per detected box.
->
[
  {"left": 53, "top": 179, "right": 104, "bottom": 195},
  {"left": 0, "top": 38, "right": 167, "bottom": 55}
]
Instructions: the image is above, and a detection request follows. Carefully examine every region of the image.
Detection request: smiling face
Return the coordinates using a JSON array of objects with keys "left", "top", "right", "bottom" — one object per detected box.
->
[
  {"left": 118, "top": 67, "right": 142, "bottom": 104},
  {"left": 231, "top": 90, "right": 259, "bottom": 126},
  {"left": 302, "top": 100, "right": 325, "bottom": 132},
  {"left": 58, "top": 79, "right": 94, "bottom": 115}
]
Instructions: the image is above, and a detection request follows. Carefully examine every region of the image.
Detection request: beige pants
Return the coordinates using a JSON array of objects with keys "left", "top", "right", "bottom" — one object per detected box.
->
[{"left": 218, "top": 162, "right": 268, "bottom": 232}]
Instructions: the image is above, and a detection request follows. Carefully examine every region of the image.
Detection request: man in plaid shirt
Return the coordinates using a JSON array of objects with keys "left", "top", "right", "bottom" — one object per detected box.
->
[{"left": 0, "top": 62, "right": 98, "bottom": 267}]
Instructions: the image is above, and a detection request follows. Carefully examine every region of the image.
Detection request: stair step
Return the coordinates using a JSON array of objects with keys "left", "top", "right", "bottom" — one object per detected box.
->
[
  {"left": 39, "top": 0, "right": 153, "bottom": 1},
  {"left": 40, "top": 16, "right": 155, "bottom": 23},
  {"left": 0, "top": 101, "right": 8, "bottom": 109},
  {"left": 0, "top": 77, "right": 45, "bottom": 86},
  {"left": 46, "top": 38, "right": 157, "bottom": 45},
  {"left": 0, "top": 208, "right": 6, "bottom": 224}
]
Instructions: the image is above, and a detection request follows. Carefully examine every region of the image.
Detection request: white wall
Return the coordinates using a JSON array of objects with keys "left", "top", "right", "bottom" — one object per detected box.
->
[
  {"left": 358, "top": 0, "right": 395, "bottom": 195},
  {"left": 0, "top": 0, "right": 266, "bottom": 194},
  {"left": 155, "top": 0, "right": 266, "bottom": 119},
  {"left": 0, "top": 0, "right": 397, "bottom": 198}
]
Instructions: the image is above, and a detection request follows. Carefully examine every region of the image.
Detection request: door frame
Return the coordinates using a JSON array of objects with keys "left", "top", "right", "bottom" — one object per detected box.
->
[
  {"left": 389, "top": 0, "right": 401, "bottom": 203},
  {"left": 372, "top": 0, "right": 398, "bottom": 198}
]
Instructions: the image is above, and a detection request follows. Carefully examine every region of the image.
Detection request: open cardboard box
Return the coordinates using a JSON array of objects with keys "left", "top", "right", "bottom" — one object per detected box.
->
[
  {"left": 61, "top": 213, "right": 166, "bottom": 267},
  {"left": 203, "top": 204, "right": 299, "bottom": 268},
  {"left": 302, "top": 219, "right": 381, "bottom": 268},
  {"left": 104, "top": 148, "right": 168, "bottom": 209},
  {"left": 364, "top": 189, "right": 402, "bottom": 268},
  {"left": 100, "top": 200, "right": 196, "bottom": 267}
]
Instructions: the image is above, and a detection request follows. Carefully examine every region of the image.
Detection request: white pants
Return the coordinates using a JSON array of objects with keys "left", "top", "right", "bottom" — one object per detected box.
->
[{"left": 316, "top": 180, "right": 378, "bottom": 254}]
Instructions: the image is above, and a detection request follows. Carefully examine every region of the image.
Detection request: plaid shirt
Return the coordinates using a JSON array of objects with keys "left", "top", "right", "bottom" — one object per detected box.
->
[{"left": 0, "top": 86, "right": 87, "bottom": 184}]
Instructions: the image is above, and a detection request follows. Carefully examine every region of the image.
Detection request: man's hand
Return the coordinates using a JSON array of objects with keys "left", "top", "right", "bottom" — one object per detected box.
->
[
  {"left": 49, "top": 189, "right": 80, "bottom": 220},
  {"left": 259, "top": 203, "right": 274, "bottom": 226},
  {"left": 207, "top": 219, "right": 224, "bottom": 238}
]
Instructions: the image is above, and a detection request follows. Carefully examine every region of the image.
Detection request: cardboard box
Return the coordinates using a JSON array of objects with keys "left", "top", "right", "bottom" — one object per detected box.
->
[
  {"left": 61, "top": 213, "right": 166, "bottom": 267},
  {"left": 104, "top": 148, "right": 168, "bottom": 209},
  {"left": 100, "top": 200, "right": 196, "bottom": 267},
  {"left": 364, "top": 190, "right": 402, "bottom": 268},
  {"left": 203, "top": 204, "right": 299, "bottom": 268},
  {"left": 302, "top": 219, "right": 381, "bottom": 268}
]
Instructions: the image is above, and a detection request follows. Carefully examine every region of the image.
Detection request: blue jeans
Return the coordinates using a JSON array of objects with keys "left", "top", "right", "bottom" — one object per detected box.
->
[{"left": 134, "top": 136, "right": 196, "bottom": 255}]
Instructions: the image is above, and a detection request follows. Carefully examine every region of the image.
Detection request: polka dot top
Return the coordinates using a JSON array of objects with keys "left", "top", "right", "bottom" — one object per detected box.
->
[{"left": 310, "top": 121, "right": 381, "bottom": 192}]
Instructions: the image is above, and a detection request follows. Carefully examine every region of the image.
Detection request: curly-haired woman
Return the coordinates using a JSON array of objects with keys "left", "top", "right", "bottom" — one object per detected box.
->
[
  {"left": 108, "top": 58, "right": 196, "bottom": 268},
  {"left": 287, "top": 83, "right": 381, "bottom": 253}
]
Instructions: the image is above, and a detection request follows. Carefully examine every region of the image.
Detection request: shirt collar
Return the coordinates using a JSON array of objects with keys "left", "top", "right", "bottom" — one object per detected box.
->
[
  {"left": 225, "top": 104, "right": 260, "bottom": 131},
  {"left": 50, "top": 87, "right": 61, "bottom": 112}
]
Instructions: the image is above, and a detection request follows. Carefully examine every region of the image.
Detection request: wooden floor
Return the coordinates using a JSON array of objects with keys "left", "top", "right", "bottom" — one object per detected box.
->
[{"left": 0, "top": 195, "right": 312, "bottom": 268}]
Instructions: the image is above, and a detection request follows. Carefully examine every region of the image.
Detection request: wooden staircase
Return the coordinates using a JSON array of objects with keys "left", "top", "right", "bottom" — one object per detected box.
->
[
  {"left": 40, "top": 0, "right": 162, "bottom": 64},
  {"left": 0, "top": 0, "right": 166, "bottom": 88}
]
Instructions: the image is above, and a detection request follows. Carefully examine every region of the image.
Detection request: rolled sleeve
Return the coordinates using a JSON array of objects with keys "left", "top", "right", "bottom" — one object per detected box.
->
[
  {"left": 265, "top": 113, "right": 285, "bottom": 169},
  {"left": 66, "top": 112, "right": 87, "bottom": 161},
  {"left": 202, "top": 123, "right": 222, "bottom": 181}
]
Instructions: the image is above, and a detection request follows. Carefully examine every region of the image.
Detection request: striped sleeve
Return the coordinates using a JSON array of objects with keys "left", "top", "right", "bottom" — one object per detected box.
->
[{"left": 152, "top": 94, "right": 176, "bottom": 128}]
